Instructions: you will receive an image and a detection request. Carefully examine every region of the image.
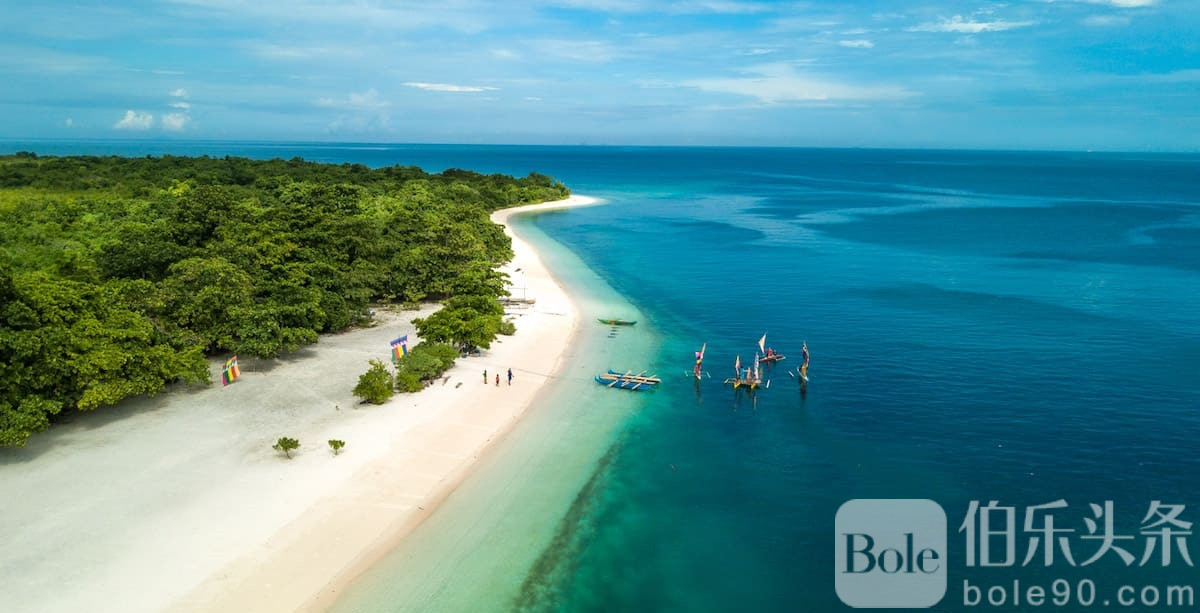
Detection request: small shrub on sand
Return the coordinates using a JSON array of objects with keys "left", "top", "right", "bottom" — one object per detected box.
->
[
  {"left": 273, "top": 437, "right": 300, "bottom": 459},
  {"left": 354, "top": 359, "right": 395, "bottom": 404}
]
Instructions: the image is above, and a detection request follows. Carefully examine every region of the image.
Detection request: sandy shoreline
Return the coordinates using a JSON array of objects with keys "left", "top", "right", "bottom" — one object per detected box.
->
[{"left": 0, "top": 195, "right": 600, "bottom": 613}]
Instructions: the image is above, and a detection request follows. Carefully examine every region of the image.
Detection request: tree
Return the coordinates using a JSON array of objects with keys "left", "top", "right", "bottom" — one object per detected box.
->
[
  {"left": 0, "top": 152, "right": 571, "bottom": 446},
  {"left": 328, "top": 439, "right": 345, "bottom": 455},
  {"left": 411, "top": 295, "right": 504, "bottom": 351},
  {"left": 394, "top": 371, "right": 423, "bottom": 393},
  {"left": 353, "top": 359, "right": 394, "bottom": 404},
  {"left": 273, "top": 436, "right": 300, "bottom": 458}
]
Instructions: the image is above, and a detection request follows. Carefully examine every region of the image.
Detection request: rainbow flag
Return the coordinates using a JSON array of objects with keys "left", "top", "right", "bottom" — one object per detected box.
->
[
  {"left": 222, "top": 355, "right": 241, "bottom": 386},
  {"left": 390, "top": 335, "right": 409, "bottom": 360}
]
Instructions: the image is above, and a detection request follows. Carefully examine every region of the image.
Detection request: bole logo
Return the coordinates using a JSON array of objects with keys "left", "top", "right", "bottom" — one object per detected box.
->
[{"left": 835, "top": 499, "right": 947, "bottom": 608}]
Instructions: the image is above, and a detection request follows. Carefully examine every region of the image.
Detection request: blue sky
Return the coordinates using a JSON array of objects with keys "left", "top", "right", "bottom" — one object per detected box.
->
[{"left": 2, "top": 0, "right": 1196, "bottom": 150}]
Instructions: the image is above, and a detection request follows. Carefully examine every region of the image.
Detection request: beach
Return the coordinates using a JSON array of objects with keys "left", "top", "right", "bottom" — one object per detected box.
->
[{"left": 0, "top": 194, "right": 599, "bottom": 613}]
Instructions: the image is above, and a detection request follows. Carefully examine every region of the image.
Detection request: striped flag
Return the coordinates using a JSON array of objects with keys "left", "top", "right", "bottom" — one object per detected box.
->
[
  {"left": 390, "top": 335, "right": 409, "bottom": 360},
  {"left": 221, "top": 355, "right": 241, "bottom": 386}
]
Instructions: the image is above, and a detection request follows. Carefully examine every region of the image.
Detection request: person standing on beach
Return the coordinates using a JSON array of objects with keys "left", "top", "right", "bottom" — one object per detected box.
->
[
  {"left": 495, "top": 373, "right": 500, "bottom": 386},
  {"left": 507, "top": 368, "right": 513, "bottom": 386},
  {"left": 483, "top": 370, "right": 487, "bottom": 384}
]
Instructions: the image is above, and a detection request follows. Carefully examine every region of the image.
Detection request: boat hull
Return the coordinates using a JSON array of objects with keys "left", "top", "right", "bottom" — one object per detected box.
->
[
  {"left": 596, "top": 369, "right": 660, "bottom": 391},
  {"left": 595, "top": 376, "right": 655, "bottom": 391},
  {"left": 597, "top": 319, "right": 637, "bottom": 326}
]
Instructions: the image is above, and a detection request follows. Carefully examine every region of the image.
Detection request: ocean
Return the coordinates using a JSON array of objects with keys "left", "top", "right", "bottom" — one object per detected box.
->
[{"left": 5, "top": 140, "right": 1199, "bottom": 611}]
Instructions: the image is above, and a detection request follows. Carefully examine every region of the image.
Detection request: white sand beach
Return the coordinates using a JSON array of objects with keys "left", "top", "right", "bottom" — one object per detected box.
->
[{"left": 0, "top": 194, "right": 599, "bottom": 613}]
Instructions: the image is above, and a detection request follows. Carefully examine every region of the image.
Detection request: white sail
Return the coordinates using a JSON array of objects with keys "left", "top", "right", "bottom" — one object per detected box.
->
[{"left": 758, "top": 333, "right": 767, "bottom": 355}]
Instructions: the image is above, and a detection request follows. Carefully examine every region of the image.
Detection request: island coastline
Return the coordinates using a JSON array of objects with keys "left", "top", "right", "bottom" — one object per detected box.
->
[
  {"left": 0, "top": 195, "right": 602, "bottom": 613},
  {"left": 175, "top": 194, "right": 603, "bottom": 613}
]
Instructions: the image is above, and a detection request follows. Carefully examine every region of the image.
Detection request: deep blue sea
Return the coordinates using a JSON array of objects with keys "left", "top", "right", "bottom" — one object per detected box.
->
[{"left": 6, "top": 140, "right": 1199, "bottom": 611}]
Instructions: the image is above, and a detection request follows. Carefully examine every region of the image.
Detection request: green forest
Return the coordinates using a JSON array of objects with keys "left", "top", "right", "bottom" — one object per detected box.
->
[{"left": 0, "top": 152, "right": 569, "bottom": 446}]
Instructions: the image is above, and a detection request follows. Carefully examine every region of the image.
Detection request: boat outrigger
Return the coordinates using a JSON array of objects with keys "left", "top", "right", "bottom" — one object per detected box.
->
[
  {"left": 723, "top": 354, "right": 766, "bottom": 390},
  {"left": 756, "top": 333, "right": 786, "bottom": 363},
  {"left": 595, "top": 370, "right": 661, "bottom": 391},
  {"left": 597, "top": 318, "right": 637, "bottom": 326}
]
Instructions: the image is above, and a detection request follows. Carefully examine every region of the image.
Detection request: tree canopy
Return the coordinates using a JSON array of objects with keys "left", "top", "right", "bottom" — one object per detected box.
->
[{"left": 0, "top": 153, "right": 569, "bottom": 446}]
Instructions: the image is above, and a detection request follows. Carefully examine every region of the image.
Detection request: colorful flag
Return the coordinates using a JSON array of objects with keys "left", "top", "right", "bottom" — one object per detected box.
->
[
  {"left": 693, "top": 343, "right": 706, "bottom": 378},
  {"left": 222, "top": 355, "right": 241, "bottom": 386},
  {"left": 390, "top": 335, "right": 409, "bottom": 360}
]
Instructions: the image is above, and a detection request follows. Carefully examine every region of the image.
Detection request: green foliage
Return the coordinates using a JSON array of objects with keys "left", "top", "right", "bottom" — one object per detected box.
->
[
  {"left": 393, "top": 342, "right": 459, "bottom": 393},
  {"left": 411, "top": 294, "right": 506, "bottom": 351},
  {"left": 0, "top": 153, "right": 570, "bottom": 446},
  {"left": 273, "top": 436, "right": 300, "bottom": 458},
  {"left": 353, "top": 359, "right": 395, "bottom": 404},
  {"left": 328, "top": 439, "right": 345, "bottom": 455},
  {"left": 394, "top": 371, "right": 424, "bottom": 393},
  {"left": 498, "top": 319, "right": 517, "bottom": 336}
]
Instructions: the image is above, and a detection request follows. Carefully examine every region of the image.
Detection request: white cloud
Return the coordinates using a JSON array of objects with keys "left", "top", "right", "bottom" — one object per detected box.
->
[
  {"left": 1047, "top": 0, "right": 1156, "bottom": 6},
  {"left": 170, "top": 101, "right": 192, "bottom": 109},
  {"left": 491, "top": 48, "right": 520, "bottom": 60},
  {"left": 249, "top": 43, "right": 364, "bottom": 61},
  {"left": 1083, "top": 14, "right": 1131, "bottom": 26},
  {"left": 683, "top": 63, "right": 914, "bottom": 103},
  {"left": 666, "top": 1, "right": 772, "bottom": 14},
  {"left": 161, "top": 113, "right": 190, "bottom": 131},
  {"left": 170, "top": 88, "right": 188, "bottom": 98},
  {"left": 839, "top": 39, "right": 874, "bottom": 48},
  {"left": 1089, "top": 0, "right": 1155, "bottom": 6},
  {"left": 739, "top": 47, "right": 776, "bottom": 56},
  {"left": 526, "top": 39, "right": 622, "bottom": 63},
  {"left": 550, "top": 0, "right": 771, "bottom": 13},
  {"left": 169, "top": 0, "right": 496, "bottom": 34},
  {"left": 317, "top": 88, "right": 392, "bottom": 108},
  {"left": 64, "top": 117, "right": 74, "bottom": 127},
  {"left": 909, "top": 15, "right": 1035, "bottom": 33},
  {"left": 403, "top": 82, "right": 499, "bottom": 93},
  {"left": 114, "top": 110, "right": 154, "bottom": 130}
]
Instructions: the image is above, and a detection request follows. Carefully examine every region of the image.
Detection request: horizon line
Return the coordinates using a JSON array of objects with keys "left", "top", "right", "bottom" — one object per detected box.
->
[{"left": 0, "top": 136, "right": 1198, "bottom": 156}]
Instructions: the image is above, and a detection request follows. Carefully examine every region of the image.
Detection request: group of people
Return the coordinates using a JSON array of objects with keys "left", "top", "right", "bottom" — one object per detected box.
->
[{"left": 483, "top": 368, "right": 514, "bottom": 386}]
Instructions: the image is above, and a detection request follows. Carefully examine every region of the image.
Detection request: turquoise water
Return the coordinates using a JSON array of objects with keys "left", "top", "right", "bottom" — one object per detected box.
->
[{"left": 6, "top": 141, "right": 1199, "bottom": 611}]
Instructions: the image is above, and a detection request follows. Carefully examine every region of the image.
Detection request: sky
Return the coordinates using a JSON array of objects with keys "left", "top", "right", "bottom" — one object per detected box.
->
[{"left": 1, "top": 0, "right": 1197, "bottom": 150}]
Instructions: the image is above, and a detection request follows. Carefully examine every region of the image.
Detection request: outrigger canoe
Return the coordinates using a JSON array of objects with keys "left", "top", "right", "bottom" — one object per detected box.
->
[
  {"left": 595, "top": 370, "right": 660, "bottom": 391},
  {"left": 723, "top": 377, "right": 763, "bottom": 390},
  {"left": 597, "top": 318, "right": 637, "bottom": 326},
  {"left": 758, "top": 353, "right": 786, "bottom": 364}
]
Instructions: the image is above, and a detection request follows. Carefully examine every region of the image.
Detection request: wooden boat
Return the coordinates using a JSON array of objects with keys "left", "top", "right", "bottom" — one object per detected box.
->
[
  {"left": 597, "top": 318, "right": 637, "bottom": 326},
  {"left": 723, "top": 354, "right": 766, "bottom": 390},
  {"left": 755, "top": 333, "right": 785, "bottom": 363},
  {"left": 723, "top": 377, "right": 762, "bottom": 390},
  {"left": 595, "top": 370, "right": 660, "bottom": 391}
]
